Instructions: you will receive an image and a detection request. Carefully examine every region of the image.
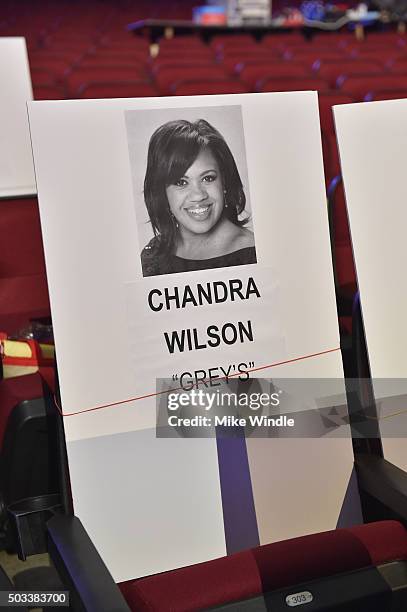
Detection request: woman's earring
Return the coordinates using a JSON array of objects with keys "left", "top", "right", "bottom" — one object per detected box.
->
[
  {"left": 170, "top": 212, "right": 179, "bottom": 228},
  {"left": 223, "top": 189, "right": 228, "bottom": 208}
]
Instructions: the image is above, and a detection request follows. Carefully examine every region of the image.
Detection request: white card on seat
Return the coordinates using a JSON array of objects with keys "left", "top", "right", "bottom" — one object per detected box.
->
[
  {"left": 335, "top": 98, "right": 407, "bottom": 471},
  {"left": 28, "top": 92, "right": 354, "bottom": 581},
  {"left": 0, "top": 38, "right": 35, "bottom": 197}
]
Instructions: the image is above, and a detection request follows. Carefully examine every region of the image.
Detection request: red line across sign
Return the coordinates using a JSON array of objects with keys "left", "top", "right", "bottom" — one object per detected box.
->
[{"left": 54, "top": 346, "right": 341, "bottom": 417}]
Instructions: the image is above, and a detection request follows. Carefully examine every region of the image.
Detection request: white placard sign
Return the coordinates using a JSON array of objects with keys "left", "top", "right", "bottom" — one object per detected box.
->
[
  {"left": 335, "top": 99, "right": 407, "bottom": 471},
  {"left": 28, "top": 92, "right": 354, "bottom": 582},
  {"left": 0, "top": 38, "right": 36, "bottom": 197}
]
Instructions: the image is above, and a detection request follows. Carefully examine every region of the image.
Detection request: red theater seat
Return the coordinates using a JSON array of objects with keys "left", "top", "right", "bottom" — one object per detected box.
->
[
  {"left": 0, "top": 374, "right": 44, "bottom": 450},
  {"left": 0, "top": 198, "right": 50, "bottom": 334},
  {"left": 316, "top": 60, "right": 383, "bottom": 87},
  {"left": 172, "top": 79, "right": 249, "bottom": 96},
  {"left": 150, "top": 58, "right": 217, "bottom": 75},
  {"left": 287, "top": 49, "right": 348, "bottom": 63},
  {"left": 77, "top": 81, "right": 157, "bottom": 98},
  {"left": 365, "top": 89, "right": 407, "bottom": 101},
  {"left": 33, "top": 84, "right": 65, "bottom": 100},
  {"left": 338, "top": 73, "right": 407, "bottom": 100},
  {"left": 210, "top": 34, "right": 257, "bottom": 52},
  {"left": 29, "top": 57, "right": 76, "bottom": 80},
  {"left": 238, "top": 62, "right": 308, "bottom": 88},
  {"left": 386, "top": 57, "right": 407, "bottom": 73},
  {"left": 321, "top": 130, "right": 341, "bottom": 182},
  {"left": 158, "top": 36, "right": 207, "bottom": 51},
  {"left": 318, "top": 92, "right": 355, "bottom": 135},
  {"left": 353, "top": 51, "right": 399, "bottom": 65},
  {"left": 327, "top": 176, "right": 357, "bottom": 313},
  {"left": 79, "top": 56, "right": 148, "bottom": 69},
  {"left": 30, "top": 68, "right": 56, "bottom": 87},
  {"left": 219, "top": 50, "right": 280, "bottom": 75},
  {"left": 154, "top": 65, "right": 228, "bottom": 95},
  {"left": 155, "top": 48, "right": 215, "bottom": 62},
  {"left": 119, "top": 521, "right": 407, "bottom": 611},
  {"left": 257, "top": 76, "right": 329, "bottom": 93},
  {"left": 64, "top": 66, "right": 148, "bottom": 97}
]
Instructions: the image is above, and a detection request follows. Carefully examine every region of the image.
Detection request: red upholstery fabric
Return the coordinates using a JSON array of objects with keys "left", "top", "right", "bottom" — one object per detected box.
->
[
  {"left": 0, "top": 198, "right": 50, "bottom": 332},
  {"left": 348, "top": 521, "right": 407, "bottom": 565},
  {"left": 29, "top": 57, "right": 73, "bottom": 79},
  {"left": 289, "top": 49, "right": 347, "bottom": 63},
  {"left": 257, "top": 76, "right": 329, "bottom": 93},
  {"left": 78, "top": 81, "right": 157, "bottom": 98},
  {"left": 0, "top": 198, "right": 46, "bottom": 278},
  {"left": 154, "top": 65, "right": 228, "bottom": 95},
  {"left": 0, "top": 374, "right": 44, "bottom": 448},
  {"left": 64, "top": 66, "right": 148, "bottom": 97},
  {"left": 158, "top": 36, "right": 208, "bottom": 51},
  {"left": 119, "top": 521, "right": 407, "bottom": 611},
  {"left": 151, "top": 59, "right": 217, "bottom": 75},
  {"left": 0, "top": 275, "right": 50, "bottom": 329},
  {"left": 387, "top": 58, "right": 407, "bottom": 73},
  {"left": 33, "top": 84, "right": 65, "bottom": 100},
  {"left": 172, "top": 80, "right": 248, "bottom": 96},
  {"left": 328, "top": 177, "right": 357, "bottom": 302},
  {"left": 30, "top": 67, "right": 56, "bottom": 87},
  {"left": 79, "top": 57, "right": 147, "bottom": 70},
  {"left": 219, "top": 51, "right": 280, "bottom": 74},
  {"left": 317, "top": 61, "right": 383, "bottom": 86},
  {"left": 210, "top": 34, "right": 258, "bottom": 52},
  {"left": 318, "top": 92, "right": 354, "bottom": 134},
  {"left": 339, "top": 73, "right": 407, "bottom": 100},
  {"left": 239, "top": 61, "right": 307, "bottom": 88},
  {"left": 321, "top": 131, "right": 341, "bottom": 183},
  {"left": 154, "top": 49, "right": 215, "bottom": 62},
  {"left": 365, "top": 89, "right": 407, "bottom": 102}
]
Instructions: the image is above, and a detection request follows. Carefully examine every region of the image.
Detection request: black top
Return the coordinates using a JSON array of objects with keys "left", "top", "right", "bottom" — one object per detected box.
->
[{"left": 141, "top": 236, "right": 257, "bottom": 277}]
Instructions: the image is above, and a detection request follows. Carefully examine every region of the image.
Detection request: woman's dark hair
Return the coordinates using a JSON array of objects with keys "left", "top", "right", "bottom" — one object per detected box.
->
[{"left": 143, "top": 118, "right": 247, "bottom": 254}]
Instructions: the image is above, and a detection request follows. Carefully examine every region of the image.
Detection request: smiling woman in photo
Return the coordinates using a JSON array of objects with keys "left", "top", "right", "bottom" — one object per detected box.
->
[{"left": 141, "top": 118, "right": 256, "bottom": 277}]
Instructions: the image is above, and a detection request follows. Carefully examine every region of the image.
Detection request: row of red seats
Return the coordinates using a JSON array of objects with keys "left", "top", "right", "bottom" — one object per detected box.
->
[{"left": 28, "top": 55, "right": 407, "bottom": 94}]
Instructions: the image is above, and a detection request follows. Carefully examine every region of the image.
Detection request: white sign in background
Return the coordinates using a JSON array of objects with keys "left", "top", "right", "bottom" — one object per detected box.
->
[
  {"left": 28, "top": 92, "right": 354, "bottom": 581},
  {"left": 335, "top": 99, "right": 407, "bottom": 472},
  {"left": 0, "top": 38, "right": 36, "bottom": 197}
]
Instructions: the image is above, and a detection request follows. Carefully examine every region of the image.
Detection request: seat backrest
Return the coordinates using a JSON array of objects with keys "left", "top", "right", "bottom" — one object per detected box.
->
[
  {"left": 338, "top": 73, "right": 407, "bottom": 100},
  {"left": 33, "top": 84, "right": 65, "bottom": 100},
  {"left": 154, "top": 64, "right": 228, "bottom": 94},
  {"left": 239, "top": 61, "right": 307, "bottom": 87},
  {"left": 365, "top": 89, "right": 407, "bottom": 101},
  {"left": 0, "top": 374, "right": 58, "bottom": 510},
  {"left": 64, "top": 66, "right": 148, "bottom": 97},
  {"left": 386, "top": 58, "right": 407, "bottom": 73},
  {"left": 317, "top": 60, "right": 382, "bottom": 82},
  {"left": 0, "top": 197, "right": 50, "bottom": 332},
  {"left": 257, "top": 76, "right": 329, "bottom": 93},
  {"left": 172, "top": 79, "right": 249, "bottom": 96},
  {"left": 319, "top": 92, "right": 355, "bottom": 134},
  {"left": 219, "top": 51, "right": 281, "bottom": 75},
  {"left": 77, "top": 81, "right": 158, "bottom": 99},
  {"left": 0, "top": 197, "right": 45, "bottom": 278}
]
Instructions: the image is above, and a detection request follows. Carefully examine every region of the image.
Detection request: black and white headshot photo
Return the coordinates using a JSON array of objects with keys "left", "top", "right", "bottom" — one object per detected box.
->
[{"left": 125, "top": 105, "right": 257, "bottom": 278}]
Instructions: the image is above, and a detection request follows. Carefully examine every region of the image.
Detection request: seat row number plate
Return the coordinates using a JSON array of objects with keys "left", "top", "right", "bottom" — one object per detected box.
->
[{"left": 285, "top": 591, "right": 313, "bottom": 607}]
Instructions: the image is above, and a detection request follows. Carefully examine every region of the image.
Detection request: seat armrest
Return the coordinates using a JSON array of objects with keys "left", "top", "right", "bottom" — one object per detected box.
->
[
  {"left": 47, "top": 515, "right": 130, "bottom": 612},
  {"left": 356, "top": 454, "right": 407, "bottom": 524}
]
